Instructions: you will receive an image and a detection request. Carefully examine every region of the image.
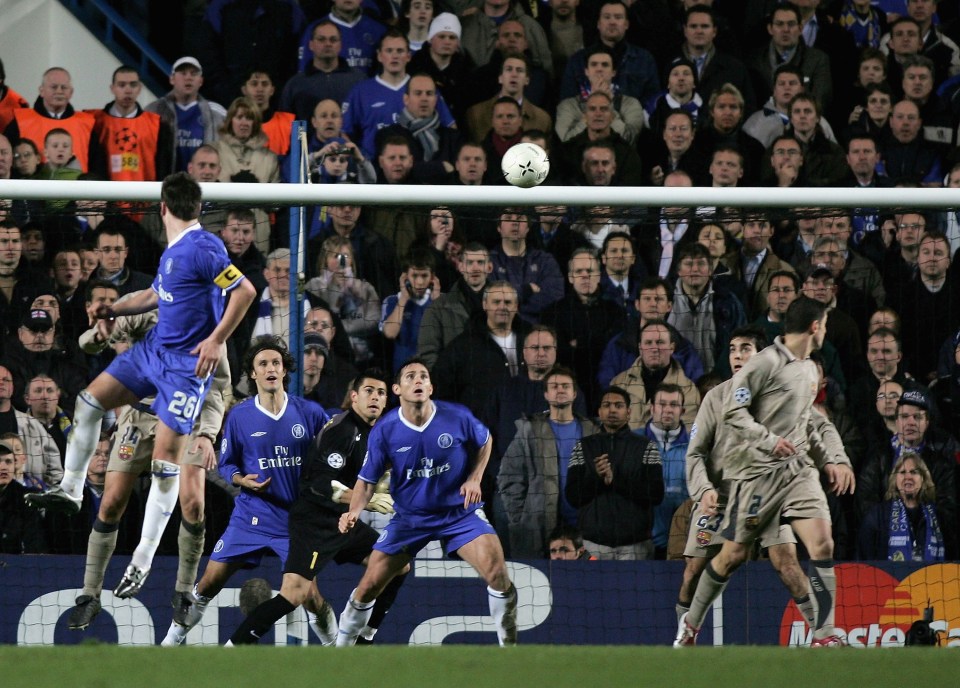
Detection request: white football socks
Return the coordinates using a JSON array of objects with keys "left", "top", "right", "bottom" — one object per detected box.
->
[
  {"left": 336, "top": 590, "right": 375, "bottom": 647},
  {"left": 60, "top": 390, "right": 106, "bottom": 499},
  {"left": 130, "top": 460, "right": 180, "bottom": 571},
  {"left": 488, "top": 585, "right": 518, "bottom": 646}
]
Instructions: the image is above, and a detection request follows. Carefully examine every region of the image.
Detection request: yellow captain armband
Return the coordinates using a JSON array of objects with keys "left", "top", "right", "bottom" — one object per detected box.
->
[{"left": 213, "top": 265, "right": 243, "bottom": 289}]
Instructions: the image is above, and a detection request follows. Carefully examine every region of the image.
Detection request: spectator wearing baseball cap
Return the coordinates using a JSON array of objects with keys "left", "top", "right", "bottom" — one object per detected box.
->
[
  {"left": 2, "top": 309, "right": 87, "bottom": 418},
  {"left": 146, "top": 56, "right": 226, "bottom": 172},
  {"left": 857, "top": 383, "right": 959, "bottom": 559}
]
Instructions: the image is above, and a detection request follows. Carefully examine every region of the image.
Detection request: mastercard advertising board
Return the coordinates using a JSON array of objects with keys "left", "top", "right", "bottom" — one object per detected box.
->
[{"left": 779, "top": 563, "right": 960, "bottom": 647}]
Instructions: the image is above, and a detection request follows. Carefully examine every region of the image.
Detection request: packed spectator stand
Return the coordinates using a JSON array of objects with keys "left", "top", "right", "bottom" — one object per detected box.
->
[{"left": 1, "top": 0, "right": 960, "bottom": 567}]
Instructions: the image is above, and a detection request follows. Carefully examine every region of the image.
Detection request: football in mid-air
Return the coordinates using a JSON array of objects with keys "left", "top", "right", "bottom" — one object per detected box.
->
[{"left": 501, "top": 142, "right": 550, "bottom": 188}]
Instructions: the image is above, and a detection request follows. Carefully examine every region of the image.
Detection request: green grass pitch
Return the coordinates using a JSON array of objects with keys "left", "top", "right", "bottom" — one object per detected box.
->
[{"left": 1, "top": 645, "right": 954, "bottom": 688}]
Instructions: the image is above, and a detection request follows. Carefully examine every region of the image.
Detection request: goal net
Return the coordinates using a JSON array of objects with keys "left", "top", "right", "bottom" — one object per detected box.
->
[{"left": 1, "top": 173, "right": 958, "bottom": 648}]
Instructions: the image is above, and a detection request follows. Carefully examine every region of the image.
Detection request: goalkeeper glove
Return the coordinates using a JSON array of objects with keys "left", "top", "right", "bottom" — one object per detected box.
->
[
  {"left": 374, "top": 471, "right": 391, "bottom": 494},
  {"left": 366, "top": 492, "right": 394, "bottom": 514},
  {"left": 331, "top": 480, "right": 349, "bottom": 503}
]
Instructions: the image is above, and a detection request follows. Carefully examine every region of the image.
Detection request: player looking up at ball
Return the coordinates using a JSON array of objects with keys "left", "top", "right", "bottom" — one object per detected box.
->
[
  {"left": 226, "top": 368, "right": 408, "bottom": 646},
  {"left": 161, "top": 337, "right": 330, "bottom": 646},
  {"left": 337, "top": 358, "right": 518, "bottom": 646}
]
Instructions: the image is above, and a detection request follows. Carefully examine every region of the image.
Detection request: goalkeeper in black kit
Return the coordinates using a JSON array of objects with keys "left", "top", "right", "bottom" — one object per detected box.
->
[{"left": 228, "top": 370, "right": 409, "bottom": 645}]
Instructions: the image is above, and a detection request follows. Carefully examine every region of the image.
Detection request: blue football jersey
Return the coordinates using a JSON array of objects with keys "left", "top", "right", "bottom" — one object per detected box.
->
[
  {"left": 342, "top": 76, "right": 455, "bottom": 159},
  {"left": 359, "top": 401, "right": 490, "bottom": 524},
  {"left": 219, "top": 394, "right": 329, "bottom": 536},
  {"left": 297, "top": 14, "right": 387, "bottom": 73},
  {"left": 152, "top": 225, "right": 245, "bottom": 351}
]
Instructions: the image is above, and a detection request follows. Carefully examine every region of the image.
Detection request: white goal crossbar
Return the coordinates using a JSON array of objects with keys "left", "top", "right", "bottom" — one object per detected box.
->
[{"left": 3, "top": 179, "right": 960, "bottom": 208}]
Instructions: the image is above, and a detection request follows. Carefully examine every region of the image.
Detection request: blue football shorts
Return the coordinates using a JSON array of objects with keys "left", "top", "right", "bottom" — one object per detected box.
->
[
  {"left": 105, "top": 330, "right": 211, "bottom": 435},
  {"left": 211, "top": 518, "right": 289, "bottom": 567},
  {"left": 373, "top": 507, "right": 497, "bottom": 558}
]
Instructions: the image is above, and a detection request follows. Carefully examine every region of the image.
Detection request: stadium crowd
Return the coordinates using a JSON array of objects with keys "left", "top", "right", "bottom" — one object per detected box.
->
[{"left": 2, "top": 0, "right": 960, "bottom": 566}]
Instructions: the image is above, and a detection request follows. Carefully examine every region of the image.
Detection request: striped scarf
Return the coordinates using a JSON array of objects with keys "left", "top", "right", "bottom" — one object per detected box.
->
[
  {"left": 887, "top": 498, "right": 944, "bottom": 561},
  {"left": 396, "top": 108, "right": 440, "bottom": 161},
  {"left": 838, "top": 2, "right": 883, "bottom": 49}
]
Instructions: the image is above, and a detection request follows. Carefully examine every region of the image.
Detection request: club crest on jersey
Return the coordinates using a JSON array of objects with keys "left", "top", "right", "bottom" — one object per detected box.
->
[
  {"left": 291, "top": 424, "right": 305, "bottom": 439},
  {"left": 734, "top": 387, "right": 751, "bottom": 405},
  {"left": 697, "top": 529, "right": 713, "bottom": 547},
  {"left": 437, "top": 433, "right": 453, "bottom": 449},
  {"left": 164, "top": 258, "right": 173, "bottom": 274},
  {"left": 118, "top": 443, "right": 135, "bottom": 461},
  {"left": 327, "top": 452, "right": 345, "bottom": 469}
]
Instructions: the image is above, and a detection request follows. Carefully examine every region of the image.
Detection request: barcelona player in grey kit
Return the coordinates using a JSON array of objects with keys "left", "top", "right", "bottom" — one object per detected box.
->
[
  {"left": 675, "top": 297, "right": 855, "bottom": 648},
  {"left": 337, "top": 359, "right": 517, "bottom": 646}
]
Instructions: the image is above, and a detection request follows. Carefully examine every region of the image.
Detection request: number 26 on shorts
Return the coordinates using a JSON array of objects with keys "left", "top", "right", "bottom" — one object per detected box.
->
[{"left": 168, "top": 391, "right": 198, "bottom": 419}]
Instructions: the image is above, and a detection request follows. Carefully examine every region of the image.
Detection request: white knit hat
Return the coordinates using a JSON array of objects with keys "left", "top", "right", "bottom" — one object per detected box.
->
[{"left": 428, "top": 13, "right": 462, "bottom": 41}]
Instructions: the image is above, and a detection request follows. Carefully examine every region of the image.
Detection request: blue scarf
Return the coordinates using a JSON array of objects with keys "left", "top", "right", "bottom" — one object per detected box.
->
[
  {"left": 890, "top": 434, "right": 924, "bottom": 461},
  {"left": 887, "top": 498, "right": 944, "bottom": 562},
  {"left": 838, "top": 2, "right": 882, "bottom": 49}
]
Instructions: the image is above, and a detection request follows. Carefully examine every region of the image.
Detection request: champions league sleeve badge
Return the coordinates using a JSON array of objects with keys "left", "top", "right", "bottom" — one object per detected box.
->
[{"left": 733, "top": 387, "right": 752, "bottom": 405}]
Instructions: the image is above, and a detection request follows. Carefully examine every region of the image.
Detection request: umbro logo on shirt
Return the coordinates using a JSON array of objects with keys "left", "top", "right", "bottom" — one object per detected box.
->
[
  {"left": 396, "top": 446, "right": 412, "bottom": 453},
  {"left": 372, "top": 101, "right": 386, "bottom": 108},
  {"left": 251, "top": 431, "right": 267, "bottom": 437}
]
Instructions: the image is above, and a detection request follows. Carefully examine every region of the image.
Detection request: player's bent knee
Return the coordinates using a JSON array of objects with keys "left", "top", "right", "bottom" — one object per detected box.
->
[
  {"left": 76, "top": 389, "right": 107, "bottom": 422},
  {"left": 683, "top": 556, "right": 707, "bottom": 578},
  {"left": 484, "top": 563, "right": 511, "bottom": 592},
  {"left": 808, "top": 539, "right": 834, "bottom": 561},
  {"left": 280, "top": 576, "right": 312, "bottom": 607},
  {"left": 98, "top": 500, "right": 127, "bottom": 523}
]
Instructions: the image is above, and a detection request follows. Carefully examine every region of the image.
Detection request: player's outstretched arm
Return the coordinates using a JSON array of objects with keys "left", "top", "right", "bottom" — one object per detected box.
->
[
  {"left": 192, "top": 278, "right": 257, "bottom": 377},
  {"left": 339, "top": 479, "right": 376, "bottom": 533},
  {"left": 103, "top": 288, "right": 159, "bottom": 318}
]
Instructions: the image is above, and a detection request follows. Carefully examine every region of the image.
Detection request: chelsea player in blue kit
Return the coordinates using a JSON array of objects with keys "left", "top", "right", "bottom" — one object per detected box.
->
[
  {"left": 27, "top": 173, "right": 257, "bottom": 575},
  {"left": 162, "top": 337, "right": 331, "bottom": 646},
  {"left": 337, "top": 359, "right": 518, "bottom": 646},
  {"left": 227, "top": 369, "right": 408, "bottom": 646}
]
